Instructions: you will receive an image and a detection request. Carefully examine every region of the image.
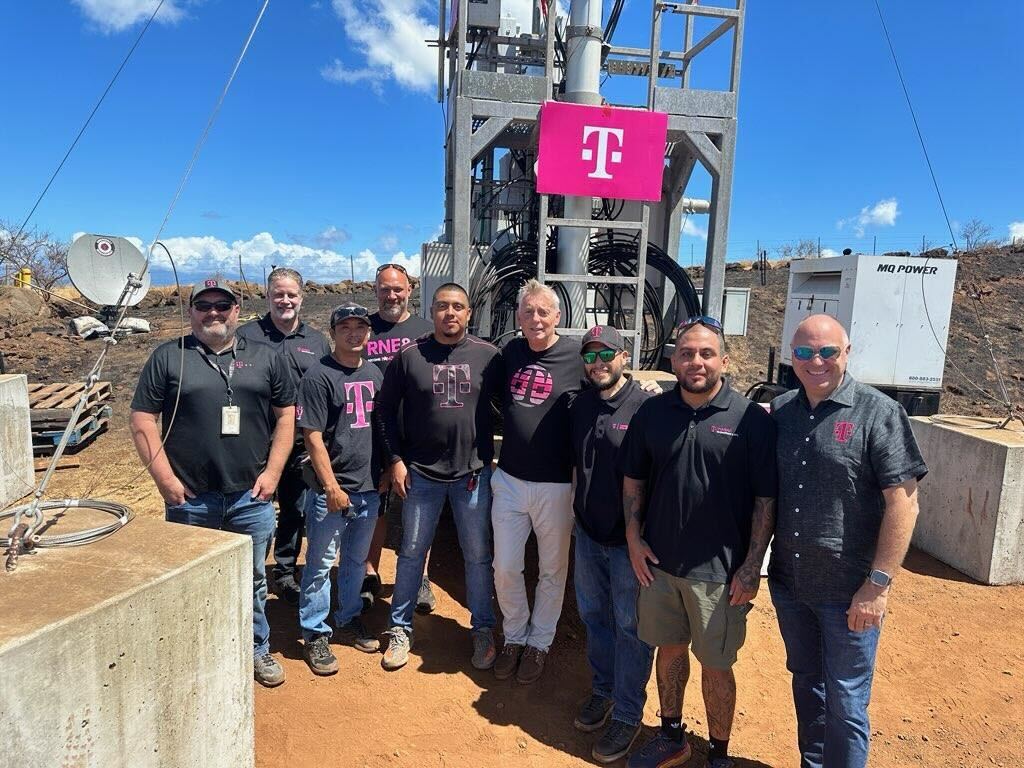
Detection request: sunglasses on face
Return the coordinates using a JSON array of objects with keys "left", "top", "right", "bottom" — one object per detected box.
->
[
  {"left": 677, "top": 315, "right": 724, "bottom": 334},
  {"left": 581, "top": 349, "right": 618, "bottom": 364},
  {"left": 192, "top": 300, "right": 234, "bottom": 313},
  {"left": 375, "top": 262, "right": 408, "bottom": 277},
  {"left": 792, "top": 345, "right": 843, "bottom": 361}
]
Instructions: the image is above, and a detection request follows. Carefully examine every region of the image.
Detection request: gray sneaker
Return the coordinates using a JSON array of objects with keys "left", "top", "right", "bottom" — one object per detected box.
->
[
  {"left": 593, "top": 719, "right": 641, "bottom": 764},
  {"left": 254, "top": 652, "right": 285, "bottom": 687},
  {"left": 574, "top": 693, "right": 613, "bottom": 732},
  {"left": 415, "top": 577, "right": 436, "bottom": 614},
  {"left": 471, "top": 628, "right": 497, "bottom": 670},
  {"left": 382, "top": 627, "right": 412, "bottom": 671},
  {"left": 337, "top": 617, "right": 380, "bottom": 653},
  {"left": 303, "top": 635, "right": 338, "bottom": 676}
]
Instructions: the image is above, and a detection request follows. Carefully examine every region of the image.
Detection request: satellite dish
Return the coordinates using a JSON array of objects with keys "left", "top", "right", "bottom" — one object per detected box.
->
[{"left": 67, "top": 234, "right": 151, "bottom": 307}]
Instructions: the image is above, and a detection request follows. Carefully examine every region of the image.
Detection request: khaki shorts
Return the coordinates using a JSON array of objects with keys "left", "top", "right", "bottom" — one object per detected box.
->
[{"left": 637, "top": 569, "right": 752, "bottom": 668}]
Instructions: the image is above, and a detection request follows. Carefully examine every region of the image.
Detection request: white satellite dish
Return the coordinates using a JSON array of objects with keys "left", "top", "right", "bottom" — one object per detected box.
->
[{"left": 67, "top": 234, "right": 151, "bottom": 307}]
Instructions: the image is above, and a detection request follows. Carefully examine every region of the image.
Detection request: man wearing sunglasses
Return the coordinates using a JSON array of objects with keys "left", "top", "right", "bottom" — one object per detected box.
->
[
  {"left": 130, "top": 277, "right": 297, "bottom": 689},
  {"left": 619, "top": 316, "right": 777, "bottom": 768},
  {"left": 769, "top": 314, "right": 927, "bottom": 768},
  {"left": 569, "top": 326, "right": 655, "bottom": 763}
]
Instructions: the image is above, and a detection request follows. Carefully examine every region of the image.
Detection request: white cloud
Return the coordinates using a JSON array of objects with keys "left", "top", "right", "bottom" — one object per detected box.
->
[
  {"left": 72, "top": 0, "right": 186, "bottom": 33},
  {"left": 681, "top": 217, "right": 708, "bottom": 240},
  {"left": 820, "top": 248, "right": 841, "bottom": 258},
  {"left": 320, "top": 59, "right": 385, "bottom": 94},
  {"left": 1008, "top": 221, "right": 1024, "bottom": 243},
  {"left": 837, "top": 197, "right": 900, "bottom": 238},
  {"left": 379, "top": 233, "right": 400, "bottom": 251},
  {"left": 315, "top": 225, "right": 351, "bottom": 248}
]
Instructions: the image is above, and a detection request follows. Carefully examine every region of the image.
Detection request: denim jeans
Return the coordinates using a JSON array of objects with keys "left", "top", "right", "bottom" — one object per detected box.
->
[
  {"left": 272, "top": 463, "right": 306, "bottom": 583},
  {"left": 166, "top": 490, "right": 276, "bottom": 656},
  {"left": 573, "top": 525, "right": 653, "bottom": 726},
  {"left": 390, "top": 467, "right": 495, "bottom": 633},
  {"left": 769, "top": 578, "right": 881, "bottom": 768},
  {"left": 299, "top": 489, "right": 379, "bottom": 642}
]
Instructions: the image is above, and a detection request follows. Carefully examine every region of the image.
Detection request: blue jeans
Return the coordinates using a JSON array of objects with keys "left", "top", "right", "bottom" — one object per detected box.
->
[
  {"left": 166, "top": 490, "right": 276, "bottom": 657},
  {"left": 299, "top": 489, "right": 379, "bottom": 642},
  {"left": 573, "top": 525, "right": 653, "bottom": 726},
  {"left": 391, "top": 467, "right": 496, "bottom": 633},
  {"left": 769, "top": 578, "right": 881, "bottom": 768}
]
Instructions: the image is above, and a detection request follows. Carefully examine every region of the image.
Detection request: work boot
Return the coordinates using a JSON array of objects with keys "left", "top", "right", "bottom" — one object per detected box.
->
[
  {"left": 593, "top": 720, "right": 641, "bottom": 764},
  {"left": 337, "top": 617, "right": 380, "bottom": 653},
  {"left": 626, "top": 732, "right": 691, "bottom": 768},
  {"left": 470, "top": 628, "right": 497, "bottom": 670},
  {"left": 515, "top": 645, "right": 547, "bottom": 685},
  {"left": 382, "top": 627, "right": 412, "bottom": 671},
  {"left": 493, "top": 642, "right": 524, "bottom": 680},
  {"left": 415, "top": 576, "right": 436, "bottom": 614},
  {"left": 254, "top": 652, "right": 286, "bottom": 687},
  {"left": 574, "top": 693, "right": 613, "bottom": 732},
  {"left": 303, "top": 635, "right": 338, "bottom": 676},
  {"left": 360, "top": 573, "right": 382, "bottom": 613}
]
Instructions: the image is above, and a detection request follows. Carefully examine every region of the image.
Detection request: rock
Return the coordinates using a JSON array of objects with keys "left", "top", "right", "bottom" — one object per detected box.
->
[{"left": 0, "top": 286, "right": 52, "bottom": 328}]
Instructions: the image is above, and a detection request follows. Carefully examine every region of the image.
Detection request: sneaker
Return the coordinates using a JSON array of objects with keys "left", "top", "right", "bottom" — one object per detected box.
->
[
  {"left": 415, "top": 577, "right": 436, "bottom": 614},
  {"left": 303, "top": 635, "right": 338, "bottom": 676},
  {"left": 254, "top": 652, "right": 286, "bottom": 687},
  {"left": 593, "top": 720, "right": 642, "bottom": 764},
  {"left": 515, "top": 645, "right": 547, "bottom": 685},
  {"left": 337, "top": 617, "right": 380, "bottom": 653},
  {"left": 574, "top": 693, "right": 613, "bottom": 733},
  {"left": 274, "top": 575, "right": 301, "bottom": 607},
  {"left": 470, "top": 628, "right": 497, "bottom": 670},
  {"left": 360, "top": 573, "right": 382, "bottom": 613},
  {"left": 626, "top": 733, "right": 691, "bottom": 768},
  {"left": 382, "top": 627, "right": 412, "bottom": 671},
  {"left": 706, "top": 758, "right": 736, "bottom": 768},
  {"left": 493, "top": 642, "right": 524, "bottom": 680}
]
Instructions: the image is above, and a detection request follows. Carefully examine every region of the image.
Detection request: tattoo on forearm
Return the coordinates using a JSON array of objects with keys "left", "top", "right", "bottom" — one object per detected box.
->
[
  {"left": 623, "top": 482, "right": 646, "bottom": 529},
  {"left": 701, "top": 668, "right": 737, "bottom": 740},
  {"left": 747, "top": 496, "right": 776, "bottom": 560}
]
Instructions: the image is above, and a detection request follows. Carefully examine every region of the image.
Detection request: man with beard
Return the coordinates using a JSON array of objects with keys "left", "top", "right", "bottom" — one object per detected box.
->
[
  {"left": 619, "top": 317, "right": 777, "bottom": 768},
  {"left": 362, "top": 263, "right": 435, "bottom": 613},
  {"left": 569, "top": 326, "right": 654, "bottom": 764},
  {"left": 237, "top": 267, "right": 330, "bottom": 606},
  {"left": 130, "top": 277, "right": 297, "bottom": 688},
  {"left": 375, "top": 283, "right": 502, "bottom": 672}
]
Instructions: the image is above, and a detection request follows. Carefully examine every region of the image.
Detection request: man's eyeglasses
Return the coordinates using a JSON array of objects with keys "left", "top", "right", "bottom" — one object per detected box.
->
[
  {"left": 192, "top": 300, "right": 234, "bottom": 313},
  {"left": 581, "top": 349, "right": 618, "bottom": 364},
  {"left": 677, "top": 315, "right": 724, "bottom": 334},
  {"left": 792, "top": 345, "right": 843, "bottom": 361},
  {"left": 375, "top": 263, "right": 409, "bottom": 277}
]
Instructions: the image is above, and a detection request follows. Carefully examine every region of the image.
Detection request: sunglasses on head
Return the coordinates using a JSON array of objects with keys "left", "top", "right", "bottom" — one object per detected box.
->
[
  {"left": 792, "top": 345, "right": 843, "bottom": 361},
  {"left": 332, "top": 306, "right": 370, "bottom": 326},
  {"left": 677, "top": 315, "right": 724, "bottom": 334},
  {"left": 192, "top": 300, "right": 234, "bottom": 313},
  {"left": 375, "top": 262, "right": 408, "bottom": 277},
  {"left": 581, "top": 348, "right": 618, "bottom": 364}
]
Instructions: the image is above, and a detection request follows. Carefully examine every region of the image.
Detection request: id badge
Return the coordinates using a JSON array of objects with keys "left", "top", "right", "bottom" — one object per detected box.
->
[{"left": 221, "top": 405, "right": 241, "bottom": 435}]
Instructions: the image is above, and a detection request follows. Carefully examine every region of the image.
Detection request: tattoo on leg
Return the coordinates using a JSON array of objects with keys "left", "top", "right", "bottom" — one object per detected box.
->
[
  {"left": 701, "top": 667, "right": 737, "bottom": 740},
  {"left": 656, "top": 647, "right": 689, "bottom": 718}
]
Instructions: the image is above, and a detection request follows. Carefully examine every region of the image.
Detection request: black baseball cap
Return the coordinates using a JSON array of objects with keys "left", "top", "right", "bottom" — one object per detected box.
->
[
  {"left": 581, "top": 325, "right": 625, "bottom": 352},
  {"left": 330, "top": 302, "right": 371, "bottom": 328},
  {"left": 191, "top": 277, "right": 238, "bottom": 304}
]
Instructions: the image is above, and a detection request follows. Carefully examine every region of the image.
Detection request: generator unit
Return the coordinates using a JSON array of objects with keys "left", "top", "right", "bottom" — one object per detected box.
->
[{"left": 777, "top": 253, "right": 958, "bottom": 416}]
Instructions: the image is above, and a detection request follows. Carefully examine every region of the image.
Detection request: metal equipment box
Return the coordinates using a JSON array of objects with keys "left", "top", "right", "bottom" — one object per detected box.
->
[{"left": 779, "top": 254, "right": 958, "bottom": 392}]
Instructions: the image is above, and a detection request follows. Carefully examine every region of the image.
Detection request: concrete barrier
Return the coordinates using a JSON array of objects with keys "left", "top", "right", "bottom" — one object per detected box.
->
[
  {"left": 910, "top": 416, "right": 1024, "bottom": 585},
  {"left": 0, "top": 516, "right": 254, "bottom": 767},
  {"left": 0, "top": 373, "right": 33, "bottom": 509}
]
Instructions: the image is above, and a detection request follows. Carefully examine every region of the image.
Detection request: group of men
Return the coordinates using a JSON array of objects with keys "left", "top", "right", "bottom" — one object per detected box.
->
[{"left": 130, "top": 264, "right": 926, "bottom": 768}]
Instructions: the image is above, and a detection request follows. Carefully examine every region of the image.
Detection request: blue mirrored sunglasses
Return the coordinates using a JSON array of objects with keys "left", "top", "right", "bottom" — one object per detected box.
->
[{"left": 792, "top": 345, "right": 842, "bottom": 361}]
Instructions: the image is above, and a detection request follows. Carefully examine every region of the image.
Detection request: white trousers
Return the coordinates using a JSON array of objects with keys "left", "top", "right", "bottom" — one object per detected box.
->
[{"left": 490, "top": 467, "right": 574, "bottom": 652}]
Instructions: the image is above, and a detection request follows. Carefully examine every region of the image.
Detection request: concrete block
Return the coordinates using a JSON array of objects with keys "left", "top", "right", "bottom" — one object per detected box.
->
[
  {"left": 0, "top": 373, "right": 34, "bottom": 509},
  {"left": 910, "top": 416, "right": 1024, "bottom": 585},
  {"left": 0, "top": 516, "right": 254, "bottom": 767}
]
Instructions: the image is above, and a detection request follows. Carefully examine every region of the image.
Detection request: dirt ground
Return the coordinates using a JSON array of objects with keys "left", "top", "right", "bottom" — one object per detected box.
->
[{"left": 4, "top": 253, "right": 1024, "bottom": 767}]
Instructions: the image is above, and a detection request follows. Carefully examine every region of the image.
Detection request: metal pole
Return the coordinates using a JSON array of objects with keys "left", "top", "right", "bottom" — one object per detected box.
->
[
  {"left": 873, "top": 235, "right": 877, "bottom": 255},
  {"left": 558, "top": 0, "right": 604, "bottom": 327}
]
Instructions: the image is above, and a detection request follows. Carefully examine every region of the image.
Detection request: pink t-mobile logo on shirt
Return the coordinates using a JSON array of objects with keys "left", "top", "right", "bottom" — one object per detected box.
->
[{"left": 344, "top": 380, "right": 376, "bottom": 428}]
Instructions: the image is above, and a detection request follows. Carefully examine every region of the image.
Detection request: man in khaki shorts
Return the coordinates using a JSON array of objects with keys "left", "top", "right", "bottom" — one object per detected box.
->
[{"left": 619, "top": 317, "right": 777, "bottom": 768}]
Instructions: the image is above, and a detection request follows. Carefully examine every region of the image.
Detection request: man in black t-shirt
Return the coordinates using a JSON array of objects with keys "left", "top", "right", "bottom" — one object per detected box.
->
[
  {"left": 237, "top": 267, "right": 330, "bottom": 606},
  {"left": 130, "top": 277, "right": 297, "bottom": 689},
  {"left": 618, "top": 317, "right": 777, "bottom": 768},
  {"left": 569, "top": 326, "right": 654, "bottom": 764},
  {"left": 296, "top": 303, "right": 383, "bottom": 676}
]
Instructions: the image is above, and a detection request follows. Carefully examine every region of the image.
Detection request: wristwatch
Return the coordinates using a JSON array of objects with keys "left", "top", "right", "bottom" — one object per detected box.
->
[{"left": 867, "top": 569, "right": 893, "bottom": 588}]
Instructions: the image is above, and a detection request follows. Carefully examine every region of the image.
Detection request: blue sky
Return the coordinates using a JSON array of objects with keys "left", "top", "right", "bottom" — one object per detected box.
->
[{"left": 1, "top": 0, "right": 1021, "bottom": 284}]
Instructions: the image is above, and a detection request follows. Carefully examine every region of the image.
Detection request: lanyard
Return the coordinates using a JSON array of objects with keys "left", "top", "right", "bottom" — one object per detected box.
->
[{"left": 197, "top": 339, "right": 237, "bottom": 405}]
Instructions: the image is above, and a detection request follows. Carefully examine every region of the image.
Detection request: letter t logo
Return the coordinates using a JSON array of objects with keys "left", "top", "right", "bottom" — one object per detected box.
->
[{"left": 581, "top": 125, "right": 624, "bottom": 180}]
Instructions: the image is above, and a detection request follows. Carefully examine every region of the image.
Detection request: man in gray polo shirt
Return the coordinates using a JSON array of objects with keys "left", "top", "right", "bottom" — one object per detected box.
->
[{"left": 769, "top": 313, "right": 927, "bottom": 768}]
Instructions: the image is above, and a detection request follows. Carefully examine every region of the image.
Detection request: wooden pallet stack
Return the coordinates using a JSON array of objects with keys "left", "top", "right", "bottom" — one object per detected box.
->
[{"left": 28, "top": 381, "right": 112, "bottom": 454}]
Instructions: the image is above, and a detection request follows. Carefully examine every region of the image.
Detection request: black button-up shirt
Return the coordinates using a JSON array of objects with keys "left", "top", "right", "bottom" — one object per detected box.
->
[
  {"left": 618, "top": 380, "right": 778, "bottom": 583},
  {"left": 769, "top": 375, "right": 928, "bottom": 602}
]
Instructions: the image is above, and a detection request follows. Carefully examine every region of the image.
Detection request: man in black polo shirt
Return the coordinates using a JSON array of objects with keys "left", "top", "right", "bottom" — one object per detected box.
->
[
  {"left": 569, "top": 325, "right": 654, "bottom": 764},
  {"left": 362, "top": 263, "right": 435, "bottom": 613},
  {"left": 619, "top": 317, "right": 777, "bottom": 768},
  {"left": 769, "top": 314, "right": 926, "bottom": 768},
  {"left": 130, "top": 277, "right": 297, "bottom": 688},
  {"left": 238, "top": 267, "right": 330, "bottom": 606}
]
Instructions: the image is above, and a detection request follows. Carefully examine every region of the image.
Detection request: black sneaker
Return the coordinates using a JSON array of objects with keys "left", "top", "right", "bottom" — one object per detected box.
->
[
  {"left": 303, "top": 635, "right": 338, "bottom": 676},
  {"left": 360, "top": 573, "right": 382, "bottom": 613},
  {"left": 593, "top": 720, "right": 641, "bottom": 764},
  {"left": 415, "top": 577, "right": 436, "bottom": 614},
  {"left": 337, "top": 617, "right": 380, "bottom": 653},
  {"left": 274, "top": 575, "right": 301, "bottom": 607},
  {"left": 574, "top": 693, "right": 614, "bottom": 733}
]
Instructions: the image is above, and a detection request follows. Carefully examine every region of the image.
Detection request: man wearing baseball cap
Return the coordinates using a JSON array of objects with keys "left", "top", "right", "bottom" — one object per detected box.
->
[
  {"left": 130, "top": 276, "right": 297, "bottom": 688},
  {"left": 569, "top": 326, "right": 655, "bottom": 763},
  {"left": 296, "top": 302, "right": 384, "bottom": 675}
]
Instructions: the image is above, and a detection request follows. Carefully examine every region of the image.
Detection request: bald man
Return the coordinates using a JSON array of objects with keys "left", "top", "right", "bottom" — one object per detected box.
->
[{"left": 769, "top": 314, "right": 928, "bottom": 768}]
